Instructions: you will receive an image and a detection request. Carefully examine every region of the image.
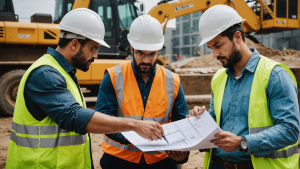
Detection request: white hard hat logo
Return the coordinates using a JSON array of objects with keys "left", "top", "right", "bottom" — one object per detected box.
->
[{"left": 198, "top": 5, "right": 246, "bottom": 46}]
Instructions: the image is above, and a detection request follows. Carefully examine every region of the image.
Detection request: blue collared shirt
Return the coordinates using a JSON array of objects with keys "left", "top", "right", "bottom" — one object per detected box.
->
[
  {"left": 209, "top": 49, "right": 299, "bottom": 163},
  {"left": 24, "top": 47, "right": 95, "bottom": 135},
  {"left": 95, "top": 61, "right": 189, "bottom": 144}
]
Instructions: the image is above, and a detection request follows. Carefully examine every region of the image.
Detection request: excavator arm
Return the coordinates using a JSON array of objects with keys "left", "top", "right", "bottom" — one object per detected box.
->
[
  {"left": 72, "top": 0, "right": 91, "bottom": 9},
  {"left": 148, "top": 0, "right": 261, "bottom": 33}
]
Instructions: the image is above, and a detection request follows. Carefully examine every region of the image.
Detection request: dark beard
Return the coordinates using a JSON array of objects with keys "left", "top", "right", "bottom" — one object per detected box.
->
[
  {"left": 133, "top": 55, "right": 156, "bottom": 74},
  {"left": 217, "top": 42, "right": 242, "bottom": 68},
  {"left": 72, "top": 47, "right": 94, "bottom": 72}
]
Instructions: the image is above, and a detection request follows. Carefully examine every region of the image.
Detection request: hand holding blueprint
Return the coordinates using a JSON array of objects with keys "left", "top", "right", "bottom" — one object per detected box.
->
[{"left": 121, "top": 110, "right": 222, "bottom": 152}]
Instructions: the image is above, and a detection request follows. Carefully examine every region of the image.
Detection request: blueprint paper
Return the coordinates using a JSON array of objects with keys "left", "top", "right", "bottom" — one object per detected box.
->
[{"left": 121, "top": 110, "right": 222, "bottom": 152}]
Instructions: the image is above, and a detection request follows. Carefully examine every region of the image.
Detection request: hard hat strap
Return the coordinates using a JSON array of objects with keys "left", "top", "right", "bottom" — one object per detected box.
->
[{"left": 59, "top": 32, "right": 86, "bottom": 40}]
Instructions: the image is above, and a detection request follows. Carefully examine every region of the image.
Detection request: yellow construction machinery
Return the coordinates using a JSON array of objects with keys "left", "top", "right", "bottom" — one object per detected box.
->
[
  {"left": 150, "top": 0, "right": 299, "bottom": 33},
  {"left": 0, "top": 0, "right": 160, "bottom": 116},
  {"left": 0, "top": 0, "right": 299, "bottom": 116}
]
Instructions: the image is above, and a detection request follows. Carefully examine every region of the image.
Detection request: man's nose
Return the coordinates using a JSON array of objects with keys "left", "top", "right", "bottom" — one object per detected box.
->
[
  {"left": 92, "top": 52, "right": 98, "bottom": 59},
  {"left": 142, "top": 55, "right": 151, "bottom": 63},
  {"left": 213, "top": 49, "right": 220, "bottom": 58}
]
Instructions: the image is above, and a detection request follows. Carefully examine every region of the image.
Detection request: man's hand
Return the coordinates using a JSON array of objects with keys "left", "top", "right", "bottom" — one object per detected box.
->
[
  {"left": 134, "top": 120, "right": 164, "bottom": 141},
  {"left": 186, "top": 106, "right": 206, "bottom": 119},
  {"left": 166, "top": 151, "right": 188, "bottom": 161},
  {"left": 211, "top": 131, "right": 241, "bottom": 152}
]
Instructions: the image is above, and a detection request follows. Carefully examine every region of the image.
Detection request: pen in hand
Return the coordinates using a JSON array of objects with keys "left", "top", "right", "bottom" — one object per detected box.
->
[{"left": 153, "top": 117, "right": 169, "bottom": 144}]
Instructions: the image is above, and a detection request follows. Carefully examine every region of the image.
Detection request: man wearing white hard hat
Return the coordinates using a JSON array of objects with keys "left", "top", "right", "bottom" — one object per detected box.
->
[
  {"left": 6, "top": 9, "right": 165, "bottom": 169},
  {"left": 95, "top": 15, "right": 189, "bottom": 169},
  {"left": 190, "top": 5, "right": 299, "bottom": 169}
]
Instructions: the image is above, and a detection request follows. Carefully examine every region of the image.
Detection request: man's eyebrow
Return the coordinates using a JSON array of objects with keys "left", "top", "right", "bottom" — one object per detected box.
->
[
  {"left": 136, "top": 50, "right": 157, "bottom": 54},
  {"left": 212, "top": 42, "right": 220, "bottom": 47},
  {"left": 136, "top": 50, "right": 146, "bottom": 54},
  {"left": 207, "top": 42, "right": 220, "bottom": 49}
]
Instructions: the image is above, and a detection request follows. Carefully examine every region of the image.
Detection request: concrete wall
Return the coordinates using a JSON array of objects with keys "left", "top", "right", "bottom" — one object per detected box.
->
[{"left": 180, "top": 74, "right": 213, "bottom": 95}]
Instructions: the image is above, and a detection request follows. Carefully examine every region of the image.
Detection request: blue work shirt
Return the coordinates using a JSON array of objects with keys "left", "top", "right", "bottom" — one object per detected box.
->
[
  {"left": 95, "top": 61, "right": 189, "bottom": 144},
  {"left": 24, "top": 47, "right": 95, "bottom": 135},
  {"left": 209, "top": 49, "right": 299, "bottom": 163}
]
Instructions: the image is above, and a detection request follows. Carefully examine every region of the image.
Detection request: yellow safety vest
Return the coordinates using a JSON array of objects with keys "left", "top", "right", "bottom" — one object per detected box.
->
[
  {"left": 203, "top": 55, "right": 299, "bottom": 169},
  {"left": 6, "top": 54, "right": 92, "bottom": 169}
]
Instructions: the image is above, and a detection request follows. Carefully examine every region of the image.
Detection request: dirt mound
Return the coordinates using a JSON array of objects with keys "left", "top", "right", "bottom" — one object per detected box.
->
[
  {"left": 181, "top": 53, "right": 222, "bottom": 69},
  {"left": 181, "top": 38, "right": 300, "bottom": 68}
]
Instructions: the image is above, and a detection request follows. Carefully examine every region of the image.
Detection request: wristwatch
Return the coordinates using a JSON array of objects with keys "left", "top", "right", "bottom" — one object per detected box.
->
[{"left": 240, "top": 136, "right": 248, "bottom": 151}]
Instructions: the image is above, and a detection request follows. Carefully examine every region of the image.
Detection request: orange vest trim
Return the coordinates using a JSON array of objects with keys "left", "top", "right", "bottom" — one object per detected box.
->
[{"left": 103, "top": 62, "right": 180, "bottom": 164}]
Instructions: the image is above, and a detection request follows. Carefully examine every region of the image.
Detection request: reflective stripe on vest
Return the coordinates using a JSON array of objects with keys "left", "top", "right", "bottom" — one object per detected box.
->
[
  {"left": 11, "top": 121, "right": 69, "bottom": 135},
  {"left": 10, "top": 121, "right": 87, "bottom": 149},
  {"left": 10, "top": 131, "right": 87, "bottom": 149},
  {"left": 250, "top": 126, "right": 298, "bottom": 159},
  {"left": 203, "top": 56, "right": 299, "bottom": 169},
  {"left": 114, "top": 64, "right": 174, "bottom": 122},
  {"left": 103, "top": 136, "right": 160, "bottom": 154}
]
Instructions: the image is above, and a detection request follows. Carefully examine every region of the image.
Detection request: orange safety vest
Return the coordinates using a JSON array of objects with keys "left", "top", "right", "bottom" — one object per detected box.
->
[{"left": 102, "top": 61, "right": 180, "bottom": 164}]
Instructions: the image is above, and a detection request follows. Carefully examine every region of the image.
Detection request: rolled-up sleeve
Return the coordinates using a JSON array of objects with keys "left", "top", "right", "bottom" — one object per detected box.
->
[
  {"left": 25, "top": 66, "right": 95, "bottom": 135},
  {"left": 245, "top": 66, "right": 299, "bottom": 156}
]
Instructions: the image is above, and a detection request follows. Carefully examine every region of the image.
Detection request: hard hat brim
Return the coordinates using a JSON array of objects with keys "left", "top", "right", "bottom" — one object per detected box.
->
[
  {"left": 56, "top": 25, "right": 110, "bottom": 48},
  {"left": 93, "top": 39, "right": 110, "bottom": 48},
  {"left": 128, "top": 38, "right": 164, "bottom": 51},
  {"left": 198, "top": 33, "right": 218, "bottom": 47}
]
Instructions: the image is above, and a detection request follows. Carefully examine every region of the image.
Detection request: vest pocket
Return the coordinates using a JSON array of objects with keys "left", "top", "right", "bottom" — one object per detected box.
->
[
  {"left": 56, "top": 144, "right": 84, "bottom": 169},
  {"left": 249, "top": 101, "right": 266, "bottom": 114}
]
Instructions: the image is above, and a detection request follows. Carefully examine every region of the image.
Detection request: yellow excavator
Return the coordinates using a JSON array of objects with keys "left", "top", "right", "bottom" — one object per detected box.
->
[
  {"left": 150, "top": 0, "right": 299, "bottom": 33},
  {"left": 0, "top": 0, "right": 299, "bottom": 116}
]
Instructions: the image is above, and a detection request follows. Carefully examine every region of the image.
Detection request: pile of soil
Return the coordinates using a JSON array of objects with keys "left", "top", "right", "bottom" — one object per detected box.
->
[{"left": 181, "top": 38, "right": 300, "bottom": 68}]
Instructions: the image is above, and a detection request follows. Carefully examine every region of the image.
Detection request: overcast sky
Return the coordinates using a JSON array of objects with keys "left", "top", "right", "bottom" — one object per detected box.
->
[{"left": 12, "top": 0, "right": 175, "bottom": 28}]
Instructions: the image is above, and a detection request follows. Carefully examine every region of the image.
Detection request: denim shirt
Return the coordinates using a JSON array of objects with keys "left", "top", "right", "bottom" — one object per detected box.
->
[
  {"left": 209, "top": 49, "right": 299, "bottom": 163},
  {"left": 24, "top": 47, "right": 95, "bottom": 135},
  {"left": 95, "top": 61, "right": 189, "bottom": 144}
]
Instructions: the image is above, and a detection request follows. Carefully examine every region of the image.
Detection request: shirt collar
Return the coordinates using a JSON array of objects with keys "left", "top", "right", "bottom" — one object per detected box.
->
[
  {"left": 47, "top": 47, "right": 76, "bottom": 74},
  {"left": 226, "top": 48, "right": 260, "bottom": 75},
  {"left": 131, "top": 60, "right": 157, "bottom": 77}
]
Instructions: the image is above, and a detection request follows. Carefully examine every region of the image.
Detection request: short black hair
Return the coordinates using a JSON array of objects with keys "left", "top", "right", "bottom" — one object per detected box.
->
[
  {"left": 58, "top": 31, "right": 91, "bottom": 48},
  {"left": 220, "top": 23, "right": 245, "bottom": 42}
]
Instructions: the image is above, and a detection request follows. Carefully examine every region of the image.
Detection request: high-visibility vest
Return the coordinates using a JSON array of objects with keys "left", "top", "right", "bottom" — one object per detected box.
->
[
  {"left": 102, "top": 61, "right": 180, "bottom": 164},
  {"left": 203, "top": 56, "right": 299, "bottom": 169},
  {"left": 6, "top": 54, "right": 92, "bottom": 169}
]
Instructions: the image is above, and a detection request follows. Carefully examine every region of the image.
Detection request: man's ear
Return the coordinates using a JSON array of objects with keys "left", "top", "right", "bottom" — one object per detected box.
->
[
  {"left": 233, "top": 31, "right": 242, "bottom": 44},
  {"left": 70, "top": 39, "right": 80, "bottom": 52},
  {"left": 130, "top": 45, "right": 133, "bottom": 54}
]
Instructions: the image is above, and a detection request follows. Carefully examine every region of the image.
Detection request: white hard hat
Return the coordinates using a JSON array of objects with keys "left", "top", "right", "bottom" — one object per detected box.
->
[
  {"left": 198, "top": 5, "right": 246, "bottom": 46},
  {"left": 127, "top": 15, "right": 164, "bottom": 51},
  {"left": 57, "top": 8, "right": 110, "bottom": 48}
]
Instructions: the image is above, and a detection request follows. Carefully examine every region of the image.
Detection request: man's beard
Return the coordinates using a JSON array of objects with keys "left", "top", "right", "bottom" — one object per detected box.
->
[
  {"left": 72, "top": 47, "right": 94, "bottom": 72},
  {"left": 133, "top": 55, "right": 155, "bottom": 74},
  {"left": 217, "top": 42, "right": 242, "bottom": 68}
]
